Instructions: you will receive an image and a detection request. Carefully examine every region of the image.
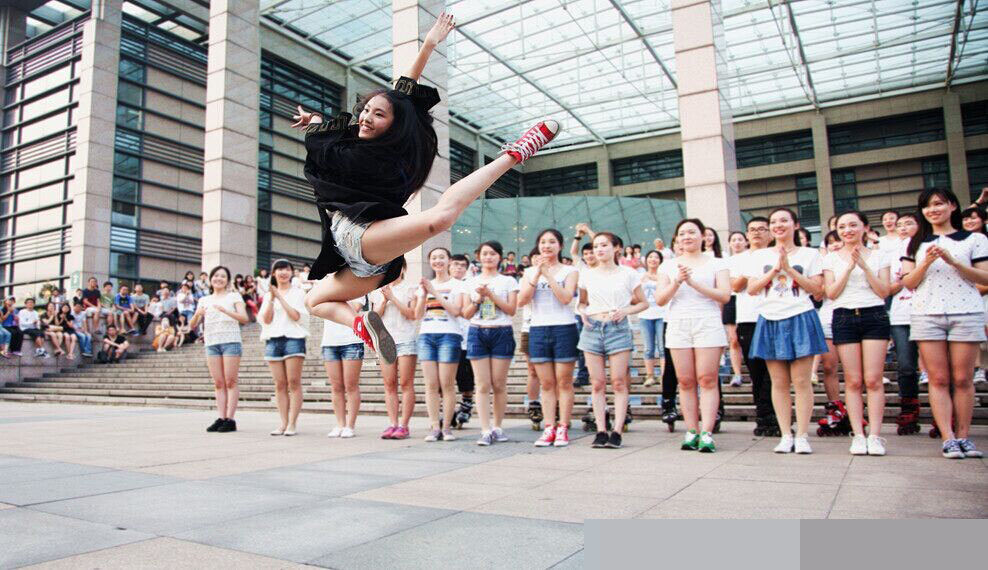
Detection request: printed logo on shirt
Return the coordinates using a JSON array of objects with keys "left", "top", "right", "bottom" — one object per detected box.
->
[{"left": 761, "top": 264, "right": 805, "bottom": 298}]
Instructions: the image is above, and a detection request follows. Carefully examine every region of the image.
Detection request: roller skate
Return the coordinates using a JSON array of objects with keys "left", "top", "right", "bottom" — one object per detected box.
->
[
  {"left": 582, "top": 408, "right": 612, "bottom": 433},
  {"left": 762, "top": 415, "right": 782, "bottom": 437},
  {"left": 713, "top": 402, "right": 725, "bottom": 434},
  {"left": 623, "top": 404, "right": 633, "bottom": 433},
  {"left": 752, "top": 415, "right": 772, "bottom": 437},
  {"left": 527, "top": 400, "right": 543, "bottom": 431},
  {"left": 929, "top": 418, "right": 955, "bottom": 439},
  {"left": 895, "top": 397, "right": 921, "bottom": 435},
  {"left": 816, "top": 400, "right": 852, "bottom": 436},
  {"left": 451, "top": 398, "right": 473, "bottom": 430},
  {"left": 661, "top": 399, "right": 678, "bottom": 433}
]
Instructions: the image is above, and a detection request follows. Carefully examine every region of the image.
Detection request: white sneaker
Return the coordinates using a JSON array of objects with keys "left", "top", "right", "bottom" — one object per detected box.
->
[
  {"left": 794, "top": 434, "right": 812, "bottom": 454},
  {"left": 729, "top": 374, "right": 743, "bottom": 387},
  {"left": 326, "top": 426, "right": 343, "bottom": 438},
  {"left": 773, "top": 434, "right": 794, "bottom": 453},
  {"left": 866, "top": 435, "right": 886, "bottom": 456},
  {"left": 441, "top": 429, "right": 456, "bottom": 442},
  {"left": 340, "top": 427, "right": 355, "bottom": 438},
  {"left": 974, "top": 368, "right": 987, "bottom": 384},
  {"left": 882, "top": 376, "right": 891, "bottom": 385},
  {"left": 849, "top": 434, "right": 868, "bottom": 455},
  {"left": 919, "top": 371, "right": 929, "bottom": 385}
]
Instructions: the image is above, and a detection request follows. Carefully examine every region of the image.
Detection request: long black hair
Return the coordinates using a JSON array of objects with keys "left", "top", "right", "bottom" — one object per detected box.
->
[
  {"left": 353, "top": 89, "right": 438, "bottom": 192},
  {"left": 961, "top": 206, "right": 988, "bottom": 237},
  {"left": 908, "top": 187, "right": 963, "bottom": 257},
  {"left": 704, "top": 227, "right": 722, "bottom": 257},
  {"left": 768, "top": 207, "right": 803, "bottom": 246},
  {"left": 533, "top": 229, "right": 564, "bottom": 262}
]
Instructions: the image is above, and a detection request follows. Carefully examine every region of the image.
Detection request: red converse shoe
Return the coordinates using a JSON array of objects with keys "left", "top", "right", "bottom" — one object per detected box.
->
[
  {"left": 501, "top": 120, "right": 560, "bottom": 163},
  {"left": 553, "top": 424, "right": 569, "bottom": 447},
  {"left": 534, "top": 426, "right": 556, "bottom": 447},
  {"left": 353, "top": 311, "right": 396, "bottom": 364}
]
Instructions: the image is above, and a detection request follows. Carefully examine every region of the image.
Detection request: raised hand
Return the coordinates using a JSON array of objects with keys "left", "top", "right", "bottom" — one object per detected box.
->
[
  {"left": 425, "top": 12, "right": 455, "bottom": 46},
  {"left": 291, "top": 105, "right": 321, "bottom": 129}
]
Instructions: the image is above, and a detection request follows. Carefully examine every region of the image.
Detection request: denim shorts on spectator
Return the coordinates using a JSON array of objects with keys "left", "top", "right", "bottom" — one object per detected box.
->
[
  {"left": 417, "top": 333, "right": 462, "bottom": 363},
  {"left": 467, "top": 326, "right": 516, "bottom": 360},
  {"left": 910, "top": 313, "right": 987, "bottom": 342},
  {"left": 322, "top": 343, "right": 365, "bottom": 361},
  {"left": 832, "top": 305, "right": 890, "bottom": 345},
  {"left": 264, "top": 336, "right": 306, "bottom": 361},
  {"left": 577, "top": 317, "right": 633, "bottom": 356},
  {"left": 528, "top": 324, "right": 578, "bottom": 363},
  {"left": 205, "top": 342, "right": 242, "bottom": 357}
]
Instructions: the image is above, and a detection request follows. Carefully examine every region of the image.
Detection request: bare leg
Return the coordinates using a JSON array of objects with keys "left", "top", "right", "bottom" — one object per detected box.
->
[
  {"left": 695, "top": 347, "right": 724, "bottom": 433},
  {"left": 472, "top": 358, "right": 493, "bottom": 432},
  {"left": 671, "top": 348, "right": 699, "bottom": 432},
  {"left": 422, "top": 361, "right": 441, "bottom": 431},
  {"left": 862, "top": 339, "right": 888, "bottom": 437},
  {"left": 399, "top": 355, "right": 417, "bottom": 427},
  {"left": 821, "top": 340, "right": 840, "bottom": 400},
  {"left": 343, "top": 359, "right": 362, "bottom": 429},
  {"left": 585, "top": 353, "right": 607, "bottom": 431},
  {"left": 920, "top": 341, "right": 954, "bottom": 441},
  {"left": 534, "top": 362, "right": 557, "bottom": 427},
  {"left": 285, "top": 356, "right": 304, "bottom": 430},
  {"left": 609, "top": 351, "right": 631, "bottom": 428},
  {"left": 381, "top": 360, "right": 400, "bottom": 427},
  {"left": 838, "top": 343, "right": 866, "bottom": 436},
  {"left": 555, "top": 361, "right": 576, "bottom": 425},
  {"left": 766, "top": 360, "right": 793, "bottom": 436},
  {"left": 269, "top": 360, "right": 289, "bottom": 430},
  {"left": 305, "top": 269, "right": 380, "bottom": 328},
  {"left": 789, "top": 356, "right": 814, "bottom": 436},
  {"left": 491, "top": 358, "right": 511, "bottom": 428},
  {"left": 207, "top": 356, "right": 227, "bottom": 418},
  {"left": 223, "top": 355, "right": 240, "bottom": 419},
  {"left": 326, "top": 361, "right": 346, "bottom": 428},
  {"left": 726, "top": 325, "right": 742, "bottom": 377},
  {"left": 948, "top": 342, "right": 979, "bottom": 439},
  {"left": 439, "top": 362, "right": 458, "bottom": 431}
]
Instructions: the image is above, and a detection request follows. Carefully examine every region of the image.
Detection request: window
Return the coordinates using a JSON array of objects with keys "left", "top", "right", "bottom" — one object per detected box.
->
[
  {"left": 967, "top": 150, "right": 988, "bottom": 203},
  {"left": 258, "top": 150, "right": 271, "bottom": 170},
  {"left": 922, "top": 157, "right": 950, "bottom": 190},
  {"left": 113, "top": 152, "right": 140, "bottom": 177},
  {"left": 612, "top": 150, "right": 683, "bottom": 185},
  {"left": 118, "top": 58, "right": 145, "bottom": 83},
  {"left": 450, "top": 140, "right": 475, "bottom": 183},
  {"left": 116, "top": 105, "right": 143, "bottom": 129},
  {"left": 962, "top": 101, "right": 988, "bottom": 137},
  {"left": 828, "top": 110, "right": 945, "bottom": 155},
  {"left": 112, "top": 177, "right": 138, "bottom": 202},
  {"left": 110, "top": 252, "right": 138, "bottom": 278},
  {"left": 795, "top": 174, "right": 819, "bottom": 228},
  {"left": 523, "top": 163, "right": 597, "bottom": 196},
  {"left": 117, "top": 82, "right": 143, "bottom": 107},
  {"left": 736, "top": 130, "right": 814, "bottom": 168},
  {"left": 111, "top": 200, "right": 138, "bottom": 227},
  {"left": 260, "top": 54, "right": 342, "bottom": 118},
  {"left": 832, "top": 169, "right": 857, "bottom": 212},
  {"left": 484, "top": 156, "right": 521, "bottom": 198}
]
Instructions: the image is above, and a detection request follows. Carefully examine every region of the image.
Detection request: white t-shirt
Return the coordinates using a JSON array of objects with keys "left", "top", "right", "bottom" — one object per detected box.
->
[
  {"left": 878, "top": 234, "right": 902, "bottom": 254},
  {"left": 464, "top": 273, "right": 520, "bottom": 327},
  {"left": 904, "top": 231, "right": 988, "bottom": 315},
  {"left": 176, "top": 290, "right": 197, "bottom": 313},
  {"left": 818, "top": 298, "right": 835, "bottom": 328},
  {"left": 258, "top": 287, "right": 309, "bottom": 341},
  {"left": 730, "top": 250, "right": 762, "bottom": 324},
  {"left": 527, "top": 265, "right": 579, "bottom": 327},
  {"left": 321, "top": 319, "right": 361, "bottom": 347},
  {"left": 744, "top": 247, "right": 822, "bottom": 321},
  {"left": 580, "top": 265, "right": 640, "bottom": 316},
  {"left": 256, "top": 277, "right": 270, "bottom": 298},
  {"left": 369, "top": 282, "right": 419, "bottom": 344},
  {"left": 888, "top": 241, "right": 914, "bottom": 326},
  {"left": 17, "top": 308, "right": 39, "bottom": 330},
  {"left": 197, "top": 291, "right": 244, "bottom": 346},
  {"left": 821, "top": 249, "right": 890, "bottom": 310},
  {"left": 417, "top": 278, "right": 466, "bottom": 336},
  {"left": 639, "top": 274, "right": 665, "bottom": 320},
  {"left": 659, "top": 255, "right": 729, "bottom": 320}
]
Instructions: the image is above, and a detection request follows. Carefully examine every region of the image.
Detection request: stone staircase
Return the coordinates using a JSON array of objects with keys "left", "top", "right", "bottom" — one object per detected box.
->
[{"left": 2, "top": 315, "right": 986, "bottom": 424}]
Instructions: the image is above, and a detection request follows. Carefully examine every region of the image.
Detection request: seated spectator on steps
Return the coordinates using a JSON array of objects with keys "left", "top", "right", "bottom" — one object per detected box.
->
[
  {"left": 18, "top": 298, "right": 48, "bottom": 358},
  {"left": 177, "top": 282, "right": 197, "bottom": 323},
  {"left": 82, "top": 277, "right": 101, "bottom": 333},
  {"left": 96, "top": 325, "right": 129, "bottom": 363},
  {"left": 99, "top": 281, "right": 116, "bottom": 332},
  {"left": 41, "top": 302, "right": 65, "bottom": 357},
  {"left": 115, "top": 284, "right": 137, "bottom": 334},
  {"left": 71, "top": 301, "right": 94, "bottom": 358},
  {"left": 160, "top": 289, "right": 179, "bottom": 324},
  {"left": 153, "top": 317, "right": 176, "bottom": 352},
  {"left": 131, "top": 284, "right": 152, "bottom": 335},
  {"left": 148, "top": 295, "right": 163, "bottom": 322}
]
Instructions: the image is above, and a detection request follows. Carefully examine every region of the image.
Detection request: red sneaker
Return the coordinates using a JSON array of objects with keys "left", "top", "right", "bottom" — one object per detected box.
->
[
  {"left": 553, "top": 424, "right": 569, "bottom": 447},
  {"left": 502, "top": 120, "right": 560, "bottom": 164},
  {"left": 534, "top": 426, "right": 556, "bottom": 447},
  {"left": 353, "top": 311, "right": 396, "bottom": 364}
]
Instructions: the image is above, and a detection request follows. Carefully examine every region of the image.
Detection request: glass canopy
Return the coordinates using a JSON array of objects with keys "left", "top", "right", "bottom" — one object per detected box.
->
[{"left": 260, "top": 0, "right": 987, "bottom": 149}]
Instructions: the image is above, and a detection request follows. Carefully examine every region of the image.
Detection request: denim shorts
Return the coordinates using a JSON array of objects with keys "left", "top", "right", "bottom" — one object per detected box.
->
[
  {"left": 467, "top": 326, "right": 516, "bottom": 360},
  {"left": 577, "top": 317, "right": 633, "bottom": 356},
  {"left": 416, "top": 333, "right": 462, "bottom": 363},
  {"left": 832, "top": 305, "right": 891, "bottom": 345},
  {"left": 329, "top": 210, "right": 388, "bottom": 278},
  {"left": 910, "top": 313, "right": 987, "bottom": 342},
  {"left": 206, "top": 342, "right": 242, "bottom": 357},
  {"left": 528, "top": 324, "right": 578, "bottom": 363},
  {"left": 750, "top": 310, "right": 827, "bottom": 361},
  {"left": 322, "top": 343, "right": 364, "bottom": 361},
  {"left": 395, "top": 341, "right": 417, "bottom": 358},
  {"left": 264, "top": 336, "right": 306, "bottom": 361}
]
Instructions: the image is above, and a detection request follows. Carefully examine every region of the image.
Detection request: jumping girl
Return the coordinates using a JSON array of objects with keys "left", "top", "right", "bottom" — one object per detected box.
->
[
  {"left": 371, "top": 258, "right": 419, "bottom": 440},
  {"left": 578, "top": 232, "right": 648, "bottom": 449},
  {"left": 415, "top": 247, "right": 466, "bottom": 442},
  {"left": 518, "top": 230, "right": 580, "bottom": 447},
  {"left": 639, "top": 250, "right": 666, "bottom": 387},
  {"left": 292, "top": 13, "right": 559, "bottom": 363},
  {"left": 656, "top": 219, "right": 731, "bottom": 453},
  {"left": 189, "top": 266, "right": 248, "bottom": 433},
  {"left": 462, "top": 241, "right": 519, "bottom": 446},
  {"left": 901, "top": 188, "right": 988, "bottom": 459},
  {"left": 823, "top": 212, "right": 891, "bottom": 456},
  {"left": 259, "top": 259, "right": 309, "bottom": 436},
  {"left": 745, "top": 208, "right": 826, "bottom": 455}
]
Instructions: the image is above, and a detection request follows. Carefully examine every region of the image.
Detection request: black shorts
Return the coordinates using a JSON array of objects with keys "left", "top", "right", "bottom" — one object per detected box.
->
[
  {"left": 832, "top": 305, "right": 891, "bottom": 345},
  {"left": 721, "top": 296, "right": 737, "bottom": 325},
  {"left": 455, "top": 348, "right": 474, "bottom": 393},
  {"left": 22, "top": 328, "right": 44, "bottom": 340}
]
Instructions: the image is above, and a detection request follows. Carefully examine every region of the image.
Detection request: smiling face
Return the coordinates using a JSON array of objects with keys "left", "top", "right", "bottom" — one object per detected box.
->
[
  {"left": 921, "top": 192, "right": 957, "bottom": 228},
  {"left": 645, "top": 251, "right": 662, "bottom": 270},
  {"left": 357, "top": 94, "right": 394, "bottom": 140},
  {"left": 273, "top": 265, "right": 293, "bottom": 285},
  {"left": 210, "top": 268, "right": 229, "bottom": 291},
  {"left": 703, "top": 228, "right": 716, "bottom": 248},
  {"left": 962, "top": 211, "right": 984, "bottom": 232},
  {"left": 429, "top": 249, "right": 450, "bottom": 274},
  {"left": 881, "top": 212, "right": 898, "bottom": 233},
  {"left": 450, "top": 259, "right": 468, "bottom": 279},
  {"left": 676, "top": 222, "right": 703, "bottom": 254},
  {"left": 769, "top": 210, "right": 797, "bottom": 243},
  {"left": 836, "top": 213, "right": 867, "bottom": 246},
  {"left": 538, "top": 232, "right": 561, "bottom": 261},
  {"left": 896, "top": 216, "right": 918, "bottom": 239}
]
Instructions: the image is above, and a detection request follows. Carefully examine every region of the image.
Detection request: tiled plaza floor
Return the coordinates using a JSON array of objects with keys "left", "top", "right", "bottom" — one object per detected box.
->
[{"left": 0, "top": 403, "right": 985, "bottom": 569}]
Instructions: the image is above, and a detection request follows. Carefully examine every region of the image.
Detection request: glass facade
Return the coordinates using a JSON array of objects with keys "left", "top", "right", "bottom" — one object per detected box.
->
[
  {"left": 832, "top": 170, "right": 857, "bottom": 213},
  {"left": 483, "top": 156, "right": 520, "bottom": 198},
  {"left": 962, "top": 101, "right": 988, "bottom": 137},
  {"left": 449, "top": 139, "right": 475, "bottom": 183},
  {"left": 736, "top": 130, "right": 814, "bottom": 168},
  {"left": 611, "top": 151, "right": 683, "bottom": 186},
  {"left": 968, "top": 150, "right": 988, "bottom": 204},
  {"left": 452, "top": 196, "right": 686, "bottom": 256},
  {"left": 827, "top": 110, "right": 945, "bottom": 156},
  {"left": 522, "top": 163, "right": 597, "bottom": 196}
]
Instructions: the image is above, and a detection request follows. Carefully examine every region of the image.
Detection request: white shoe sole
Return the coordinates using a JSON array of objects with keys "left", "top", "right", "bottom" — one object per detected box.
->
[{"left": 363, "top": 311, "right": 396, "bottom": 364}]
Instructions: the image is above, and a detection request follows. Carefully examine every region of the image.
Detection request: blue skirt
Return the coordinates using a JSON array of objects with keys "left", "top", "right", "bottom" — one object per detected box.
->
[{"left": 750, "top": 310, "right": 828, "bottom": 361}]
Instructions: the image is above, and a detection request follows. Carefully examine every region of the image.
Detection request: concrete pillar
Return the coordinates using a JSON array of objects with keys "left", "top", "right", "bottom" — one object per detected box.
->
[
  {"left": 67, "top": 0, "right": 122, "bottom": 281},
  {"left": 943, "top": 91, "right": 971, "bottom": 200},
  {"left": 393, "top": 0, "right": 450, "bottom": 282},
  {"left": 201, "top": 0, "right": 260, "bottom": 276},
  {"left": 672, "top": 0, "right": 741, "bottom": 238},
  {"left": 811, "top": 114, "right": 835, "bottom": 226},
  {"left": 597, "top": 147, "right": 612, "bottom": 196}
]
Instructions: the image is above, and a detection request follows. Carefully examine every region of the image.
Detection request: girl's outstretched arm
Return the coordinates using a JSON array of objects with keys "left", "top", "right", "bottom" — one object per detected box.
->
[{"left": 404, "top": 12, "right": 455, "bottom": 81}]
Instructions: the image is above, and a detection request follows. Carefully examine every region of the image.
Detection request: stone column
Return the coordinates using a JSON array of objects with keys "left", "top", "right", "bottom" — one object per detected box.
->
[
  {"left": 393, "top": 0, "right": 450, "bottom": 282},
  {"left": 811, "top": 114, "right": 835, "bottom": 226},
  {"left": 943, "top": 91, "right": 971, "bottom": 200},
  {"left": 672, "top": 0, "right": 741, "bottom": 238},
  {"left": 201, "top": 1, "right": 260, "bottom": 276},
  {"left": 0, "top": 6, "right": 26, "bottom": 97},
  {"left": 67, "top": 0, "right": 122, "bottom": 281},
  {"left": 596, "top": 147, "right": 612, "bottom": 196}
]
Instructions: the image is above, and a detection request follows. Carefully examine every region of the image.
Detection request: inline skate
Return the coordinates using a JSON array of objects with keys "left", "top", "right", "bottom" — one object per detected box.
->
[
  {"left": 527, "top": 400, "right": 543, "bottom": 431},
  {"left": 582, "top": 408, "right": 612, "bottom": 433},
  {"left": 895, "top": 397, "right": 921, "bottom": 435},
  {"left": 816, "top": 400, "right": 853, "bottom": 436},
  {"left": 753, "top": 414, "right": 782, "bottom": 437},
  {"left": 661, "top": 399, "right": 678, "bottom": 432},
  {"left": 451, "top": 398, "right": 474, "bottom": 429}
]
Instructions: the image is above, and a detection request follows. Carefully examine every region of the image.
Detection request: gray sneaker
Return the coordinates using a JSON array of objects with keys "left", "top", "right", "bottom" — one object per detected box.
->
[
  {"left": 492, "top": 427, "right": 509, "bottom": 442},
  {"left": 957, "top": 438, "right": 983, "bottom": 458},
  {"left": 942, "top": 439, "right": 964, "bottom": 459},
  {"left": 476, "top": 431, "right": 494, "bottom": 446}
]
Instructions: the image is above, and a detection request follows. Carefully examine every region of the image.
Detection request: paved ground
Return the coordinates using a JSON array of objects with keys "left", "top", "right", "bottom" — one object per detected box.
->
[{"left": 0, "top": 402, "right": 985, "bottom": 569}]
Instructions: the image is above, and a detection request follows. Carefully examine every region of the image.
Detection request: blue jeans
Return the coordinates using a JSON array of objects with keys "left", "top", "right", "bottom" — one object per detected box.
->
[
  {"left": 466, "top": 326, "right": 515, "bottom": 360},
  {"left": 322, "top": 343, "right": 364, "bottom": 361},
  {"left": 416, "top": 333, "right": 462, "bottom": 363},
  {"left": 528, "top": 324, "right": 579, "bottom": 363},
  {"left": 0, "top": 326, "right": 9, "bottom": 347},
  {"left": 75, "top": 332, "right": 92, "bottom": 355},
  {"left": 639, "top": 318, "right": 665, "bottom": 360},
  {"left": 891, "top": 325, "right": 919, "bottom": 399}
]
